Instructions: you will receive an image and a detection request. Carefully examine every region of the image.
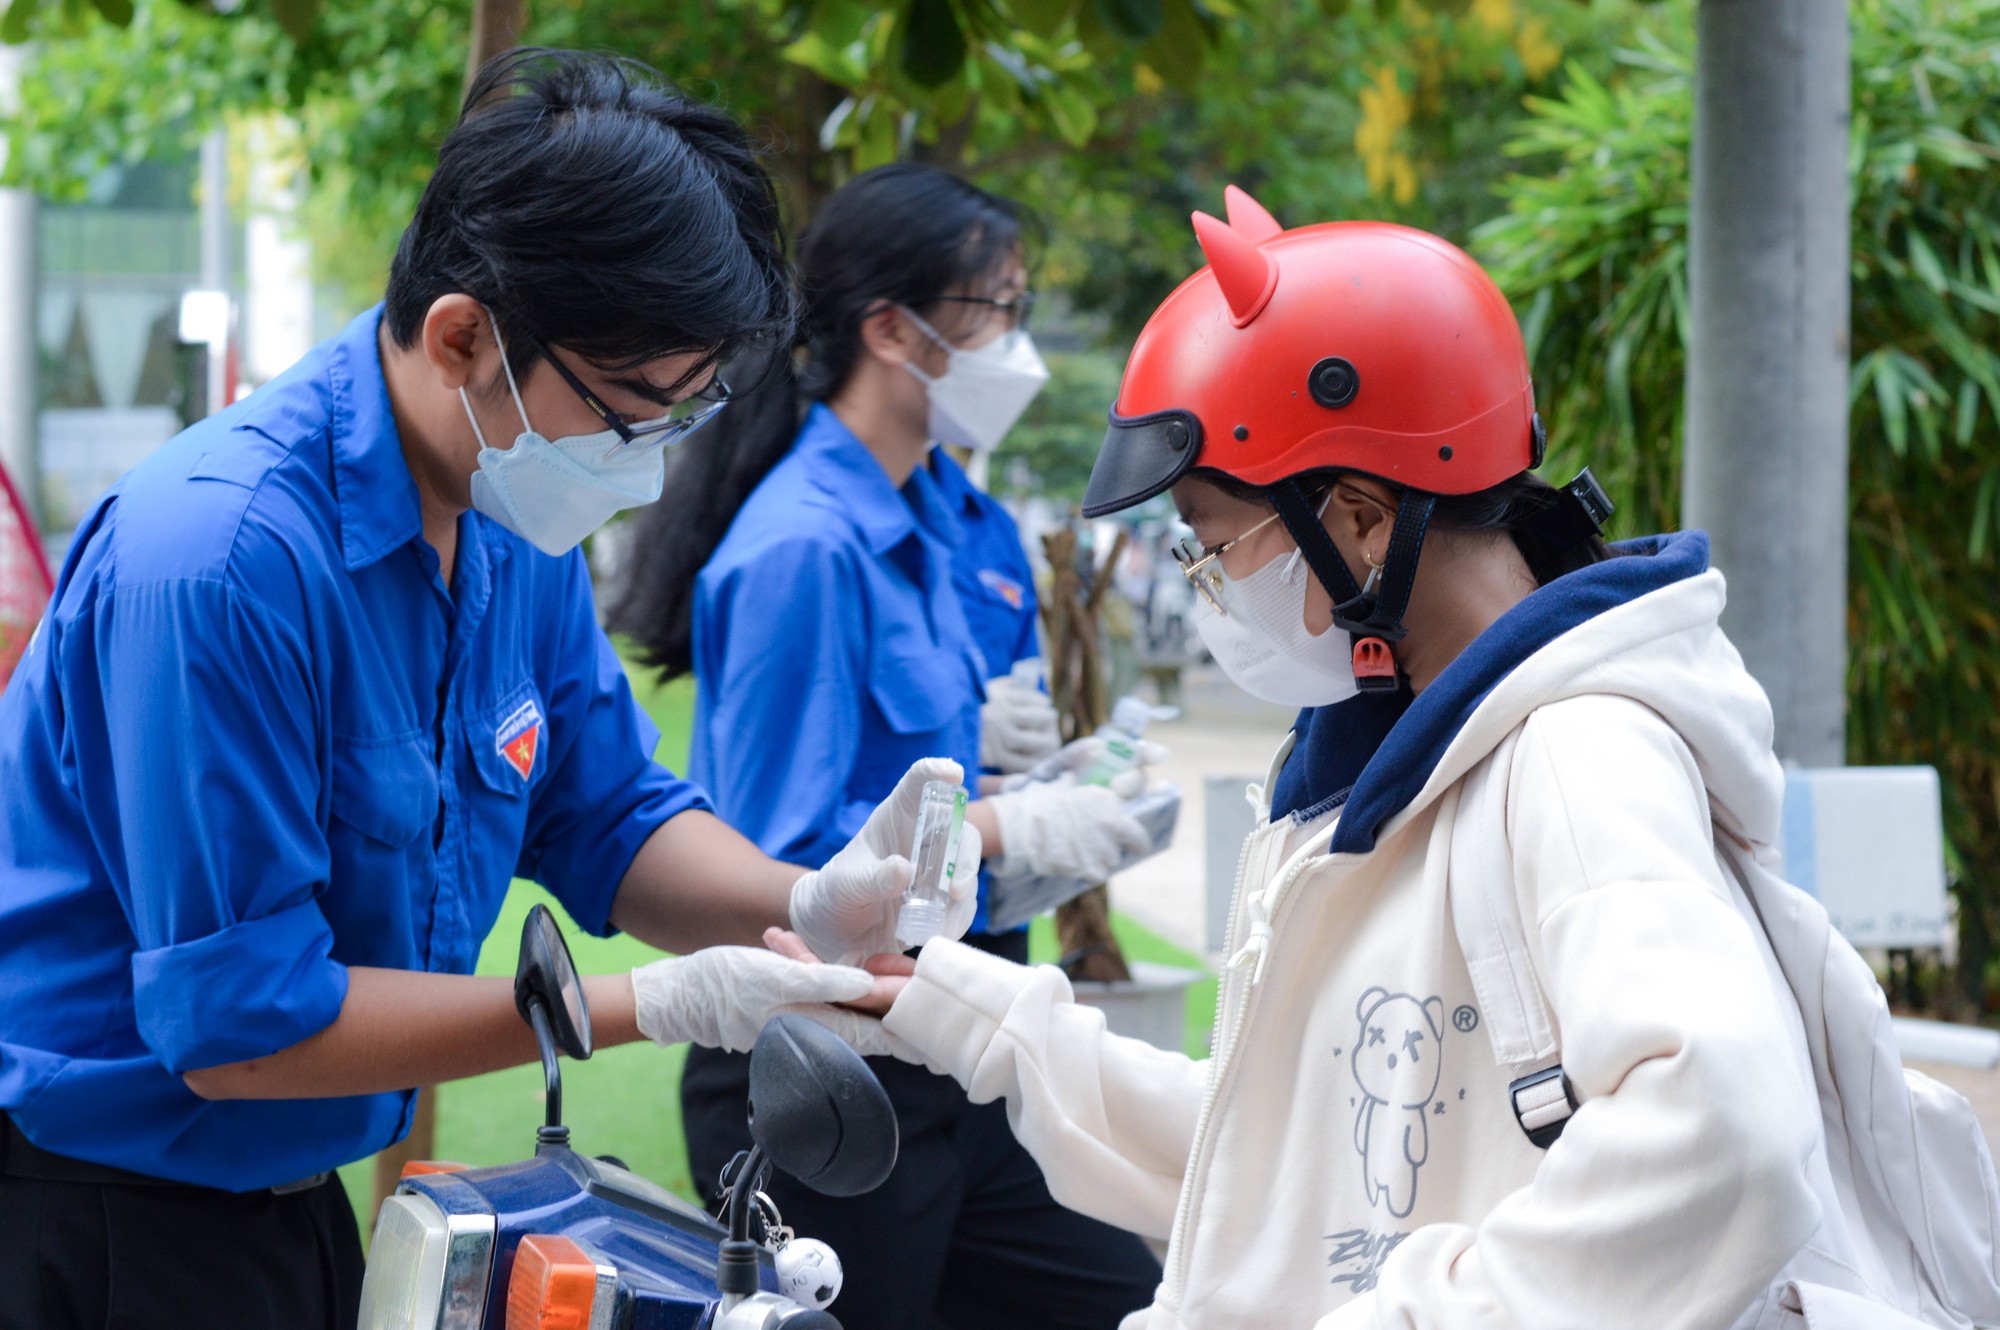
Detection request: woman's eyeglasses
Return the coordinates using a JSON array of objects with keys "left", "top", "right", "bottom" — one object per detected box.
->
[
  {"left": 932, "top": 289, "right": 1037, "bottom": 332},
  {"left": 1171, "top": 508, "right": 1285, "bottom": 615},
  {"left": 528, "top": 334, "right": 733, "bottom": 448}
]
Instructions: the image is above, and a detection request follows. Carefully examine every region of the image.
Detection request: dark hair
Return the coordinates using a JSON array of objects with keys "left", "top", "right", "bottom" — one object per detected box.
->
[
  {"left": 385, "top": 48, "right": 792, "bottom": 390},
  {"left": 610, "top": 161, "right": 1028, "bottom": 677},
  {"left": 1423, "top": 471, "right": 1613, "bottom": 585},
  {"left": 1200, "top": 465, "right": 1613, "bottom": 588}
]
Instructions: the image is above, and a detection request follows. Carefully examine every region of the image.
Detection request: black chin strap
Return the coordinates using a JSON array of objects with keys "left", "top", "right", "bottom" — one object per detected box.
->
[{"left": 1270, "top": 479, "right": 1435, "bottom": 643}]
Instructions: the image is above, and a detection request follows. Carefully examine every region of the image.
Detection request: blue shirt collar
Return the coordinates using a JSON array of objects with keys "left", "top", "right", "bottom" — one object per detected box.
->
[
  {"left": 798, "top": 402, "right": 963, "bottom": 554},
  {"left": 327, "top": 305, "right": 425, "bottom": 572},
  {"left": 927, "top": 447, "right": 987, "bottom": 518}
]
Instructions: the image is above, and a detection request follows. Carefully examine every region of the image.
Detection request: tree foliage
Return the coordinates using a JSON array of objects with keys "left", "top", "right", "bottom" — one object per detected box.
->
[
  {"left": 980, "top": 0, "right": 1647, "bottom": 494},
  {"left": 1475, "top": 0, "right": 2000, "bottom": 1007},
  {"left": 986, "top": 0, "right": 1643, "bottom": 341},
  {"left": 6, "top": 0, "right": 1651, "bottom": 231}
]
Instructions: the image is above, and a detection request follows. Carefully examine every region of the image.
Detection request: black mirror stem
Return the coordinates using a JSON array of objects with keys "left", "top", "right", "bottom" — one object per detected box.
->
[
  {"left": 527, "top": 996, "right": 568, "bottom": 1147},
  {"left": 716, "top": 1145, "right": 769, "bottom": 1300}
]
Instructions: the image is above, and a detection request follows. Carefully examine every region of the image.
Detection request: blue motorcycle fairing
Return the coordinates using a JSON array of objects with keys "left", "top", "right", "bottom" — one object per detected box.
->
[{"left": 400, "top": 1146, "right": 778, "bottom": 1328}]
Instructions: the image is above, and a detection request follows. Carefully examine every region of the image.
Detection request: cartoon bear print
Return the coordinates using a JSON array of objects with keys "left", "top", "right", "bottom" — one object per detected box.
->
[{"left": 1350, "top": 987, "right": 1446, "bottom": 1219}]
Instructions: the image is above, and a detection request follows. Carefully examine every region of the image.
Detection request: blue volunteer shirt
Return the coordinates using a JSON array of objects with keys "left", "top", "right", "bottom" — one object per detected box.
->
[
  {"left": 0, "top": 306, "right": 708, "bottom": 1192},
  {"left": 689, "top": 404, "right": 992, "bottom": 923},
  {"left": 927, "top": 449, "right": 1040, "bottom": 682}
]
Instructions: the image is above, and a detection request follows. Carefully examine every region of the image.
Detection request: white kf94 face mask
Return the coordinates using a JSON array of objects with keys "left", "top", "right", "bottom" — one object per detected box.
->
[
  {"left": 1185, "top": 499, "right": 1361, "bottom": 709},
  {"left": 460, "top": 318, "right": 669, "bottom": 557},
  {"left": 900, "top": 306, "right": 1050, "bottom": 453}
]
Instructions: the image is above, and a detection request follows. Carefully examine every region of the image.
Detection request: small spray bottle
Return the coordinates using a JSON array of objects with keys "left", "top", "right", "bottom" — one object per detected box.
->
[{"left": 896, "top": 780, "right": 967, "bottom": 948}]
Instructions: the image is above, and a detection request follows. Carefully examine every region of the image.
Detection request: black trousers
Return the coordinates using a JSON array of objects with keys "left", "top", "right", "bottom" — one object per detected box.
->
[
  {"left": 0, "top": 1122, "right": 364, "bottom": 1330},
  {"left": 682, "top": 933, "right": 1162, "bottom": 1330}
]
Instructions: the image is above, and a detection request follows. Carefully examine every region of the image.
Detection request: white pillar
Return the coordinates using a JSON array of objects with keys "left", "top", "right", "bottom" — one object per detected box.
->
[
  {"left": 1683, "top": 0, "right": 1852, "bottom": 765},
  {"left": 198, "top": 128, "right": 230, "bottom": 415},
  {"left": 0, "top": 45, "right": 39, "bottom": 523}
]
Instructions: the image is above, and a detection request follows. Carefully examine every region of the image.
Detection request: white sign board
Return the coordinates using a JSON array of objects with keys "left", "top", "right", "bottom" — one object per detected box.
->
[
  {"left": 38, "top": 406, "right": 182, "bottom": 535},
  {"left": 1782, "top": 766, "right": 1949, "bottom": 949}
]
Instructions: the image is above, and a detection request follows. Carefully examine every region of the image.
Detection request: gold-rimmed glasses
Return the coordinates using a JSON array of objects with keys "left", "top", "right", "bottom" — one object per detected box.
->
[{"left": 1171, "top": 508, "right": 1285, "bottom": 615}]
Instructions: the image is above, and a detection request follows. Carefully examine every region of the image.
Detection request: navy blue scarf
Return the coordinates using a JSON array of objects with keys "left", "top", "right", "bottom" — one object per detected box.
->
[{"left": 1270, "top": 531, "right": 1712, "bottom": 854}]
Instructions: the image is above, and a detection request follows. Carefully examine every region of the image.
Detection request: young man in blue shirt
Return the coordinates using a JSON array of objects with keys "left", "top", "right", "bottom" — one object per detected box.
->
[{"left": 0, "top": 51, "right": 980, "bottom": 1329}]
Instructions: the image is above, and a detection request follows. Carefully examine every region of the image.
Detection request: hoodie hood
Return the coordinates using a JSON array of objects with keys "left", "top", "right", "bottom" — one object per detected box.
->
[{"left": 1271, "top": 529, "right": 1783, "bottom": 858}]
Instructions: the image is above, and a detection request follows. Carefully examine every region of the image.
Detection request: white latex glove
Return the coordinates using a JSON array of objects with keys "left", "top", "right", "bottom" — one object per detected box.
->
[
  {"left": 789, "top": 757, "right": 984, "bottom": 965},
  {"left": 1003, "top": 736, "right": 1172, "bottom": 799},
  {"left": 987, "top": 780, "right": 1152, "bottom": 883},
  {"left": 979, "top": 674, "right": 1062, "bottom": 774},
  {"left": 631, "top": 948, "right": 878, "bottom": 1053}
]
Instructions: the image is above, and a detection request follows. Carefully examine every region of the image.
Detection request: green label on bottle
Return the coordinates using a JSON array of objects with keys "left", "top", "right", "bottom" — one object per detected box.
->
[{"left": 942, "top": 787, "right": 967, "bottom": 880}]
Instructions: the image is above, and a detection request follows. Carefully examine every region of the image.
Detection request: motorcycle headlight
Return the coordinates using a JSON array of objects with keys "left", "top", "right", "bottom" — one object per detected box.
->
[{"left": 357, "top": 1187, "right": 497, "bottom": 1329}]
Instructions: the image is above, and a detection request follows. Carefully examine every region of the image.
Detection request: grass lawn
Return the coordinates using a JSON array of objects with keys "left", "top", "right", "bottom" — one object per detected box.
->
[{"left": 338, "top": 652, "right": 1216, "bottom": 1229}]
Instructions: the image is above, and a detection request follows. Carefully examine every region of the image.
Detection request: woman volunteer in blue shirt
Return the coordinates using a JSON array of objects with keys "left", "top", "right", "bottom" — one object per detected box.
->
[
  {"left": 613, "top": 163, "right": 1158, "bottom": 1330},
  {"left": 0, "top": 54, "right": 982, "bottom": 1330}
]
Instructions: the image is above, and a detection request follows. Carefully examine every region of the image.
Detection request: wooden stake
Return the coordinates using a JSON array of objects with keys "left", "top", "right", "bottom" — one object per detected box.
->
[{"left": 1039, "top": 525, "right": 1133, "bottom": 983}]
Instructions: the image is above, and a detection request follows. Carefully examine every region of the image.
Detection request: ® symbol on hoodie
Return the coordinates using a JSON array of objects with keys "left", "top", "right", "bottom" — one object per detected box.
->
[{"left": 1351, "top": 988, "right": 1445, "bottom": 1219}]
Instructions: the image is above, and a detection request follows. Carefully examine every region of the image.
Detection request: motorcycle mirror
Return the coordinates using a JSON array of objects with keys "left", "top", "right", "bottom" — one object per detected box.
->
[
  {"left": 514, "top": 903, "right": 591, "bottom": 1059},
  {"left": 514, "top": 903, "right": 591, "bottom": 1145},
  {"left": 747, "top": 1015, "right": 899, "bottom": 1197}
]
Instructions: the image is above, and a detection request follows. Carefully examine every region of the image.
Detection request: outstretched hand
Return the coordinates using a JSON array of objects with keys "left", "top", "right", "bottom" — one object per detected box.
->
[{"left": 763, "top": 927, "right": 914, "bottom": 1017}]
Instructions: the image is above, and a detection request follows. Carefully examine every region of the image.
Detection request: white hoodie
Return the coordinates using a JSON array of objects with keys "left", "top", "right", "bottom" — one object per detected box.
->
[{"left": 883, "top": 533, "right": 1824, "bottom": 1330}]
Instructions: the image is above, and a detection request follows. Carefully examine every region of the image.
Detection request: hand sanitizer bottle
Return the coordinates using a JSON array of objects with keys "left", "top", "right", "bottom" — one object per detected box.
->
[
  {"left": 1080, "top": 697, "right": 1166, "bottom": 788},
  {"left": 896, "top": 780, "right": 967, "bottom": 948}
]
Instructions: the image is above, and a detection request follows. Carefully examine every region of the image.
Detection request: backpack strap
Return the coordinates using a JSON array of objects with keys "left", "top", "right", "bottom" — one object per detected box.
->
[
  {"left": 1446, "top": 797, "right": 1576, "bottom": 1149},
  {"left": 1508, "top": 1066, "right": 1580, "bottom": 1150}
]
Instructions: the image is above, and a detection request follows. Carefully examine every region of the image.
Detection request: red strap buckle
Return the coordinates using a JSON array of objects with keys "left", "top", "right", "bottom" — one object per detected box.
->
[{"left": 1352, "top": 637, "right": 1399, "bottom": 692}]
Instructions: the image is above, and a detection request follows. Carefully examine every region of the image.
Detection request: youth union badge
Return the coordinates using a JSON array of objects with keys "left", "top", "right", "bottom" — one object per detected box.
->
[
  {"left": 977, "top": 567, "right": 1025, "bottom": 609},
  {"left": 496, "top": 698, "right": 543, "bottom": 782}
]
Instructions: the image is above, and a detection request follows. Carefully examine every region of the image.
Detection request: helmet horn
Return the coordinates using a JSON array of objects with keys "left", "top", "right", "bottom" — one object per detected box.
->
[
  {"left": 1223, "top": 185, "right": 1283, "bottom": 242},
  {"left": 1193, "top": 210, "right": 1279, "bottom": 328}
]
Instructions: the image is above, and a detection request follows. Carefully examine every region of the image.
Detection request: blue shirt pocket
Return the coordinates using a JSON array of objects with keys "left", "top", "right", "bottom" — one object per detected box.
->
[
  {"left": 327, "top": 732, "right": 436, "bottom": 848},
  {"left": 325, "top": 732, "right": 437, "bottom": 967},
  {"left": 868, "top": 643, "right": 963, "bottom": 737},
  {"left": 462, "top": 683, "right": 545, "bottom": 899}
]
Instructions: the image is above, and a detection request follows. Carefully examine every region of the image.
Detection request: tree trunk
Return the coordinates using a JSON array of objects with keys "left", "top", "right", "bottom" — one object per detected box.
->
[{"left": 464, "top": 0, "right": 528, "bottom": 101}]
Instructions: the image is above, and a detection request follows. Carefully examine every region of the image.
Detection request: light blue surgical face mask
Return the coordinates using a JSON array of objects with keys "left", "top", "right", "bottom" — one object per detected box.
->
[{"left": 460, "top": 319, "right": 668, "bottom": 556}]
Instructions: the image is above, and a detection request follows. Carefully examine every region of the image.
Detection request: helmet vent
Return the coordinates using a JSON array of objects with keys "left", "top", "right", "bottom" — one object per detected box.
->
[{"left": 1309, "top": 357, "right": 1360, "bottom": 409}]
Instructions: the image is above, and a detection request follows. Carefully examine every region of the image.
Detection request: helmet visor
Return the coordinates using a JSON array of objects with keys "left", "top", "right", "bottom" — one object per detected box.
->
[{"left": 1082, "top": 406, "right": 1204, "bottom": 518}]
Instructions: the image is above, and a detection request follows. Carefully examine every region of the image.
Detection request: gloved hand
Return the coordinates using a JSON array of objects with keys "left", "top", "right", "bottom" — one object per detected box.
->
[
  {"left": 987, "top": 780, "right": 1152, "bottom": 883},
  {"left": 759, "top": 927, "right": 923, "bottom": 1061},
  {"left": 979, "top": 674, "right": 1062, "bottom": 774},
  {"left": 789, "top": 758, "right": 984, "bottom": 965},
  {"left": 631, "top": 947, "right": 879, "bottom": 1053},
  {"left": 1003, "top": 736, "right": 1172, "bottom": 799}
]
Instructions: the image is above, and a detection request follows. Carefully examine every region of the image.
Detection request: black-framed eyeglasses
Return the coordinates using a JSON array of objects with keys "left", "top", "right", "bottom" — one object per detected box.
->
[
  {"left": 527, "top": 334, "right": 732, "bottom": 449},
  {"left": 932, "top": 289, "right": 1037, "bottom": 331}
]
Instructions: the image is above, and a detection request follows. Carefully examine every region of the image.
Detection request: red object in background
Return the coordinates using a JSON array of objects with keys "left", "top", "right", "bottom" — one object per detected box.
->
[{"left": 0, "top": 458, "right": 53, "bottom": 689}]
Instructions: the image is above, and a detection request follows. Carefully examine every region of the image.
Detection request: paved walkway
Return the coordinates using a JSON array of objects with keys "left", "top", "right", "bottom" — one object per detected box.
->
[
  {"left": 1105, "top": 666, "right": 1295, "bottom": 956},
  {"left": 1107, "top": 666, "right": 2000, "bottom": 1149}
]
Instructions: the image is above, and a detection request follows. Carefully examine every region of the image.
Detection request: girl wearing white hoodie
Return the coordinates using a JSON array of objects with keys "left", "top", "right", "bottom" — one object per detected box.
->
[{"left": 787, "top": 193, "right": 1837, "bottom": 1330}]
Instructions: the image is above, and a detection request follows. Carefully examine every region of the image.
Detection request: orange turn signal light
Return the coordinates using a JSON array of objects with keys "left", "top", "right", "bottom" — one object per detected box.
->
[
  {"left": 507, "top": 1233, "right": 602, "bottom": 1330},
  {"left": 399, "top": 1160, "right": 469, "bottom": 1178}
]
